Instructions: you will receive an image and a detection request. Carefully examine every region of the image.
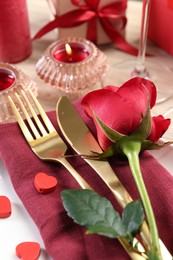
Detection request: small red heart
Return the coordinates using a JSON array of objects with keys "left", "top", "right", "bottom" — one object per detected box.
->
[
  {"left": 0, "top": 195, "right": 11, "bottom": 218},
  {"left": 16, "top": 241, "right": 40, "bottom": 260},
  {"left": 34, "top": 172, "right": 58, "bottom": 193}
]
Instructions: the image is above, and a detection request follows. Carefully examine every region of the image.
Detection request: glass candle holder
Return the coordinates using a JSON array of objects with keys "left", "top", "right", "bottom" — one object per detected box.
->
[
  {"left": 36, "top": 37, "right": 109, "bottom": 100},
  {"left": 0, "top": 63, "right": 38, "bottom": 123}
]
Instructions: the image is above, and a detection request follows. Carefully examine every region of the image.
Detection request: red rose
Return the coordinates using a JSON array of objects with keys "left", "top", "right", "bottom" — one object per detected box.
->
[{"left": 81, "top": 77, "right": 170, "bottom": 150}]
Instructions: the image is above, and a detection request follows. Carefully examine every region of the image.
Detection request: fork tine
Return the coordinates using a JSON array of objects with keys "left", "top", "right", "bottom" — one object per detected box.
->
[
  {"left": 29, "top": 90, "right": 55, "bottom": 133},
  {"left": 15, "top": 92, "right": 41, "bottom": 139},
  {"left": 8, "top": 96, "right": 34, "bottom": 142},
  {"left": 21, "top": 90, "right": 47, "bottom": 136}
]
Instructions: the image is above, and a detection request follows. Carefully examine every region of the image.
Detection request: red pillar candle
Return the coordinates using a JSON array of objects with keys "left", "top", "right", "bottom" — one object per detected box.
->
[
  {"left": 0, "top": 0, "right": 32, "bottom": 63},
  {"left": 0, "top": 68, "right": 15, "bottom": 91}
]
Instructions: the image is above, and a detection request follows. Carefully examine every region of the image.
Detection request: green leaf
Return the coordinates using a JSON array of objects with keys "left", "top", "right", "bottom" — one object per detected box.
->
[
  {"left": 61, "top": 189, "right": 127, "bottom": 238},
  {"left": 86, "top": 225, "right": 122, "bottom": 238},
  {"left": 83, "top": 143, "right": 119, "bottom": 160},
  {"left": 93, "top": 110, "right": 125, "bottom": 142},
  {"left": 83, "top": 136, "right": 133, "bottom": 160},
  {"left": 122, "top": 200, "right": 144, "bottom": 237},
  {"left": 141, "top": 140, "right": 173, "bottom": 152},
  {"left": 131, "top": 94, "right": 151, "bottom": 139},
  {"left": 61, "top": 189, "right": 146, "bottom": 242}
]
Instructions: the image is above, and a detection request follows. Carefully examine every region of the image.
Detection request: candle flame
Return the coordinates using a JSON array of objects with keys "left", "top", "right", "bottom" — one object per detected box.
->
[{"left": 65, "top": 43, "right": 72, "bottom": 55}]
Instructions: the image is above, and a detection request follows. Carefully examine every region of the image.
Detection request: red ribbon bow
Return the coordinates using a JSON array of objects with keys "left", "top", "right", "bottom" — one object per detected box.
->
[{"left": 33, "top": 0, "right": 138, "bottom": 55}]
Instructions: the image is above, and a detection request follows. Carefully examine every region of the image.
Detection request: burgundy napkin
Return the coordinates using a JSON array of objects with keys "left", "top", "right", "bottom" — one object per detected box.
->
[{"left": 0, "top": 100, "right": 173, "bottom": 260}]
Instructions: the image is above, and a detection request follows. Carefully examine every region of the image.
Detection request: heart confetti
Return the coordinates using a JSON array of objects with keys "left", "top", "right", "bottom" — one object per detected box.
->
[
  {"left": 34, "top": 172, "right": 58, "bottom": 193},
  {"left": 0, "top": 195, "right": 11, "bottom": 218},
  {"left": 16, "top": 241, "right": 40, "bottom": 260}
]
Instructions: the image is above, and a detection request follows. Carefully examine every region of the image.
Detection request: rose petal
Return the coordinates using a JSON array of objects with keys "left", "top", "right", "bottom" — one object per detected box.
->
[
  {"left": 117, "top": 77, "right": 157, "bottom": 109},
  {"left": 82, "top": 86, "right": 147, "bottom": 150},
  {"left": 81, "top": 78, "right": 163, "bottom": 150},
  {"left": 149, "top": 116, "right": 171, "bottom": 142}
]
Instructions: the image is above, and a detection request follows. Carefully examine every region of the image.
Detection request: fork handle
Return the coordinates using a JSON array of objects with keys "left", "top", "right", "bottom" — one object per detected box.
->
[
  {"left": 56, "top": 157, "right": 147, "bottom": 260},
  {"left": 58, "top": 157, "right": 92, "bottom": 190}
]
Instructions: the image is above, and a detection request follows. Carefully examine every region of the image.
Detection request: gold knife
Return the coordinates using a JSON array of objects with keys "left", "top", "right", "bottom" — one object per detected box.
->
[{"left": 56, "top": 96, "right": 172, "bottom": 260}]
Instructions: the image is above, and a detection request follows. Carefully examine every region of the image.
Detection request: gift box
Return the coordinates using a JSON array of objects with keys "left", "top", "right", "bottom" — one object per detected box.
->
[
  {"left": 148, "top": 0, "right": 173, "bottom": 56},
  {"left": 47, "top": 0, "right": 126, "bottom": 45},
  {"left": 34, "top": 0, "right": 138, "bottom": 55}
]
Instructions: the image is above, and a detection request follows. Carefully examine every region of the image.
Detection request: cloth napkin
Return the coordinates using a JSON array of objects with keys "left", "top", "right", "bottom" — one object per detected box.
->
[{"left": 0, "top": 100, "right": 173, "bottom": 260}]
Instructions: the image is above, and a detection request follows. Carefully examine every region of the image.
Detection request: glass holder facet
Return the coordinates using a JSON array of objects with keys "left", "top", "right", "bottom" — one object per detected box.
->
[
  {"left": 0, "top": 63, "right": 38, "bottom": 123},
  {"left": 36, "top": 37, "right": 109, "bottom": 100}
]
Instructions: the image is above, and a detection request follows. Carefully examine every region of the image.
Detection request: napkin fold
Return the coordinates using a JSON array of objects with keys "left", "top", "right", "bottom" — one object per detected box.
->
[{"left": 0, "top": 100, "right": 173, "bottom": 260}]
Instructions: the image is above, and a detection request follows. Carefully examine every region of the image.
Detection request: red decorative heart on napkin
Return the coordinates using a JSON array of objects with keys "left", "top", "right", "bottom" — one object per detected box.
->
[
  {"left": 34, "top": 172, "right": 58, "bottom": 193},
  {"left": 0, "top": 195, "right": 11, "bottom": 218},
  {"left": 16, "top": 242, "right": 40, "bottom": 260}
]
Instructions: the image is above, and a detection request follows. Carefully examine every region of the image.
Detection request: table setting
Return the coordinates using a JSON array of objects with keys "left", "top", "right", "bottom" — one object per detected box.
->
[{"left": 0, "top": 0, "right": 173, "bottom": 259}]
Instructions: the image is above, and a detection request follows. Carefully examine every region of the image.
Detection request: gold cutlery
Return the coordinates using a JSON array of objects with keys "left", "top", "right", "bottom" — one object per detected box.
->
[
  {"left": 56, "top": 96, "right": 172, "bottom": 260},
  {"left": 8, "top": 91, "right": 145, "bottom": 260},
  {"left": 8, "top": 90, "right": 91, "bottom": 190}
]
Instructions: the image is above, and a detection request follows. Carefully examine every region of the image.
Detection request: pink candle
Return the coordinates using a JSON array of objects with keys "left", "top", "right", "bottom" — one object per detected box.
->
[
  {"left": 0, "top": 0, "right": 32, "bottom": 63},
  {"left": 0, "top": 69, "right": 15, "bottom": 91},
  {"left": 53, "top": 42, "right": 90, "bottom": 63}
]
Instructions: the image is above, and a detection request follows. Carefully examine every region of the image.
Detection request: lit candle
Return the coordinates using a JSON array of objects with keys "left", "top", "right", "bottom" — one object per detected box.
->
[
  {"left": 0, "top": 68, "right": 15, "bottom": 91},
  {"left": 36, "top": 37, "right": 109, "bottom": 100},
  {"left": 53, "top": 42, "right": 90, "bottom": 63}
]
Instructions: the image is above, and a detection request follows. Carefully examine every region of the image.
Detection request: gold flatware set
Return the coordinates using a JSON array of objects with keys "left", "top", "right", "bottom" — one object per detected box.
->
[{"left": 8, "top": 91, "right": 172, "bottom": 260}]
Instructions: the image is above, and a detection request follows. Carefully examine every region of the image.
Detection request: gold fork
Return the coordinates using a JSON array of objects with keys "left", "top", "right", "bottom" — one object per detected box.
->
[
  {"left": 8, "top": 90, "right": 91, "bottom": 190},
  {"left": 8, "top": 90, "right": 147, "bottom": 260}
]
